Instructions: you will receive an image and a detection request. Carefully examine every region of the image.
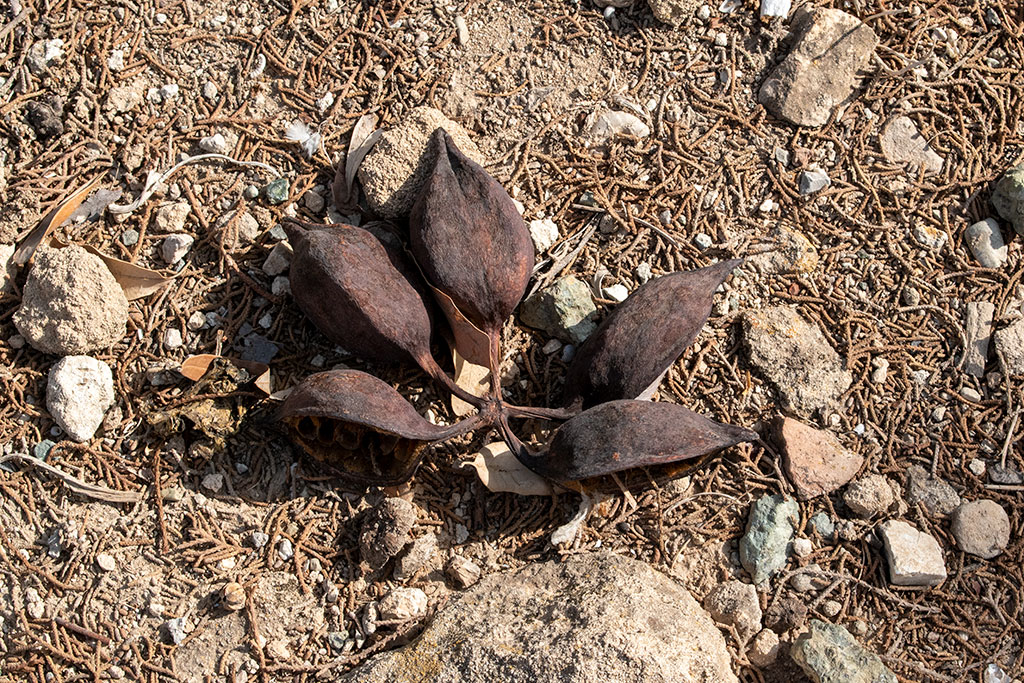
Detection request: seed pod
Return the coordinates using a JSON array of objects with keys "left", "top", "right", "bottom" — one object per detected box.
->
[
  {"left": 410, "top": 129, "right": 534, "bottom": 344},
  {"left": 285, "top": 220, "right": 435, "bottom": 367},
  {"left": 563, "top": 259, "right": 742, "bottom": 409},
  {"left": 276, "top": 370, "right": 451, "bottom": 486},
  {"left": 518, "top": 399, "right": 757, "bottom": 483}
]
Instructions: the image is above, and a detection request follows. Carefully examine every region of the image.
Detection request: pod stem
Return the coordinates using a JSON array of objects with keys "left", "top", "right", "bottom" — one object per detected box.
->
[{"left": 503, "top": 404, "right": 579, "bottom": 421}]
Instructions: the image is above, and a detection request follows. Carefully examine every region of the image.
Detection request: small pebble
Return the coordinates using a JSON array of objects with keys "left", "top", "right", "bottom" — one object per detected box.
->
[
  {"left": 694, "top": 233, "right": 713, "bottom": 250},
  {"left": 951, "top": 499, "right": 1010, "bottom": 559},
  {"left": 792, "top": 537, "right": 813, "bottom": 557},
  {"left": 278, "top": 538, "right": 294, "bottom": 560},
  {"left": 791, "top": 573, "right": 815, "bottom": 592},
  {"left": 201, "top": 473, "right": 224, "bottom": 493},
  {"left": 163, "top": 328, "right": 183, "bottom": 350},
  {"left": 161, "top": 233, "right": 194, "bottom": 263},
  {"left": 243, "top": 185, "right": 260, "bottom": 200},
  {"left": 821, "top": 599, "right": 842, "bottom": 617},
  {"left": 799, "top": 168, "right": 831, "bottom": 195},
  {"left": 120, "top": 229, "right": 140, "bottom": 246},
  {"left": 95, "top": 553, "right": 116, "bottom": 572},
  {"left": 264, "top": 178, "right": 290, "bottom": 205},
  {"left": 199, "top": 133, "right": 228, "bottom": 154},
  {"left": 164, "top": 617, "right": 187, "bottom": 645},
  {"left": 187, "top": 311, "right": 207, "bottom": 331},
  {"left": 968, "top": 458, "right": 986, "bottom": 477},
  {"left": 262, "top": 242, "right": 293, "bottom": 276},
  {"left": 964, "top": 218, "right": 1007, "bottom": 268},
  {"left": 602, "top": 284, "right": 629, "bottom": 302},
  {"left": 960, "top": 386, "right": 981, "bottom": 402},
  {"left": 250, "top": 531, "right": 270, "bottom": 548},
  {"left": 201, "top": 81, "right": 218, "bottom": 101}
]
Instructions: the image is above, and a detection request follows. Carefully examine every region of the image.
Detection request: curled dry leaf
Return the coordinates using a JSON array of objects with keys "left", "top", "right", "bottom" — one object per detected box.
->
[
  {"left": 14, "top": 175, "right": 103, "bottom": 266},
  {"left": 181, "top": 354, "right": 271, "bottom": 395},
  {"left": 0, "top": 453, "right": 142, "bottom": 504},
  {"left": 519, "top": 400, "right": 757, "bottom": 484},
  {"left": 465, "top": 442, "right": 556, "bottom": 496},
  {"left": 338, "top": 113, "right": 382, "bottom": 206},
  {"left": 275, "top": 370, "right": 454, "bottom": 486},
  {"left": 410, "top": 129, "right": 534, "bottom": 346},
  {"left": 285, "top": 220, "right": 436, "bottom": 367},
  {"left": 80, "top": 245, "right": 177, "bottom": 300},
  {"left": 563, "top": 259, "right": 742, "bottom": 409}
]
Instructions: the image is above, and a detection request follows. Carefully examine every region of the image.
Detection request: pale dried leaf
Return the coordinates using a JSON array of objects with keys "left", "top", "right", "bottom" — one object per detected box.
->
[
  {"left": 450, "top": 348, "right": 490, "bottom": 417},
  {"left": 0, "top": 453, "right": 142, "bottom": 503},
  {"left": 551, "top": 493, "right": 597, "bottom": 545},
  {"left": 346, "top": 114, "right": 381, "bottom": 194},
  {"left": 14, "top": 176, "right": 103, "bottom": 265},
  {"left": 466, "top": 442, "right": 556, "bottom": 496},
  {"left": 80, "top": 245, "right": 177, "bottom": 300},
  {"left": 430, "top": 284, "right": 491, "bottom": 366},
  {"left": 181, "top": 354, "right": 272, "bottom": 395}
]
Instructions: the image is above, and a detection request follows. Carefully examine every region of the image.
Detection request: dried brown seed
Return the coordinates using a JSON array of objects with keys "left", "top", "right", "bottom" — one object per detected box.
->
[
  {"left": 519, "top": 399, "right": 757, "bottom": 483},
  {"left": 409, "top": 129, "right": 534, "bottom": 347},
  {"left": 221, "top": 582, "right": 246, "bottom": 611},
  {"left": 276, "top": 370, "right": 452, "bottom": 486},
  {"left": 285, "top": 220, "right": 435, "bottom": 367},
  {"left": 563, "top": 259, "right": 741, "bottom": 409}
]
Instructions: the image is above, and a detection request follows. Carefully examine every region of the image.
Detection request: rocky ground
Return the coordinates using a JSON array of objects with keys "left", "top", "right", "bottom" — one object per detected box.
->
[{"left": 1, "top": 0, "right": 1023, "bottom": 681}]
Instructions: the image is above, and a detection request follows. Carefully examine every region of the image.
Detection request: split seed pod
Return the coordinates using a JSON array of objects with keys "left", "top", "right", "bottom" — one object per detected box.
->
[
  {"left": 285, "top": 221, "right": 435, "bottom": 368},
  {"left": 563, "top": 259, "right": 742, "bottom": 409},
  {"left": 410, "top": 129, "right": 534, "bottom": 364},
  {"left": 518, "top": 399, "right": 757, "bottom": 484},
  {"left": 276, "top": 370, "right": 454, "bottom": 486}
]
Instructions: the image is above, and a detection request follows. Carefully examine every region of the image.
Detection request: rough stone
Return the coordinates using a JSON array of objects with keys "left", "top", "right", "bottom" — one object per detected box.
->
[
  {"left": 843, "top": 475, "right": 897, "bottom": 519},
  {"left": 703, "top": 580, "right": 762, "bottom": 638},
  {"left": 951, "top": 499, "right": 1010, "bottom": 559},
  {"left": 0, "top": 243, "right": 16, "bottom": 294},
  {"left": 358, "top": 106, "right": 483, "bottom": 217},
  {"left": 360, "top": 498, "right": 418, "bottom": 569},
  {"left": 586, "top": 109, "right": 651, "bottom": 142},
  {"left": 235, "top": 211, "right": 262, "bottom": 245},
  {"left": 263, "top": 178, "right": 290, "bottom": 205},
  {"left": 764, "top": 595, "right": 807, "bottom": 633},
  {"left": 879, "top": 116, "right": 944, "bottom": 175},
  {"left": 905, "top": 465, "right": 961, "bottom": 518},
  {"left": 748, "top": 225, "right": 819, "bottom": 275},
  {"left": 528, "top": 218, "right": 559, "bottom": 252},
  {"left": 791, "top": 619, "right": 897, "bottom": 683},
  {"left": 161, "top": 234, "right": 194, "bottom": 263},
  {"left": 519, "top": 276, "right": 597, "bottom": 345},
  {"left": 991, "top": 164, "right": 1024, "bottom": 236},
  {"left": 393, "top": 533, "right": 438, "bottom": 581},
  {"left": 743, "top": 306, "right": 852, "bottom": 415},
  {"left": 14, "top": 246, "right": 129, "bottom": 355},
  {"left": 740, "top": 494, "right": 799, "bottom": 584},
  {"left": 994, "top": 319, "right": 1024, "bottom": 376},
  {"left": 910, "top": 223, "right": 947, "bottom": 251},
  {"left": 965, "top": 218, "right": 1008, "bottom": 268},
  {"left": 105, "top": 84, "right": 144, "bottom": 114},
  {"left": 810, "top": 512, "right": 835, "bottom": 541},
  {"left": 646, "top": 0, "right": 700, "bottom": 26},
  {"left": 26, "top": 101, "right": 64, "bottom": 139},
  {"left": 799, "top": 168, "right": 831, "bottom": 195},
  {"left": 878, "top": 520, "right": 947, "bottom": 586},
  {"left": 153, "top": 202, "right": 191, "bottom": 233},
  {"left": 445, "top": 555, "right": 482, "bottom": 588},
  {"left": 262, "top": 242, "right": 293, "bottom": 276},
  {"left": 775, "top": 416, "right": 863, "bottom": 500},
  {"left": 748, "top": 628, "right": 780, "bottom": 667},
  {"left": 343, "top": 552, "right": 737, "bottom": 683},
  {"left": 377, "top": 587, "right": 428, "bottom": 620},
  {"left": 963, "top": 301, "right": 995, "bottom": 378},
  {"left": 759, "top": 9, "right": 878, "bottom": 127}
]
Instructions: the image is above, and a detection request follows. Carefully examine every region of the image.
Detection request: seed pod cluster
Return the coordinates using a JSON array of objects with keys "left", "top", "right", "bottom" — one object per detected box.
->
[{"left": 278, "top": 126, "right": 756, "bottom": 488}]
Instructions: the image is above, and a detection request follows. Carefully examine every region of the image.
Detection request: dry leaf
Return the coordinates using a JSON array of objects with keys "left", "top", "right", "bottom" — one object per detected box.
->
[
  {"left": 346, "top": 114, "right": 381, "bottom": 195},
  {"left": 430, "top": 284, "right": 491, "bottom": 367},
  {"left": 551, "top": 493, "right": 603, "bottom": 545},
  {"left": 181, "top": 354, "right": 272, "bottom": 395},
  {"left": 465, "top": 442, "right": 556, "bottom": 496},
  {"left": 0, "top": 453, "right": 142, "bottom": 503},
  {"left": 14, "top": 175, "right": 103, "bottom": 266},
  {"left": 450, "top": 348, "right": 490, "bottom": 417},
  {"left": 80, "top": 245, "right": 177, "bottom": 300}
]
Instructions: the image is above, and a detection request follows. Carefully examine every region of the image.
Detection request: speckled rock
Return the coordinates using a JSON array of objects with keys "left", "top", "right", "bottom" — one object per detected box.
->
[
  {"left": 951, "top": 499, "right": 1010, "bottom": 559},
  {"left": 358, "top": 106, "right": 483, "bottom": 217},
  {"left": 994, "top": 318, "right": 1024, "bottom": 376},
  {"left": 992, "top": 165, "right": 1024, "bottom": 236},
  {"left": 748, "top": 225, "right": 819, "bottom": 275},
  {"left": 905, "top": 465, "right": 960, "bottom": 518},
  {"left": 791, "top": 619, "right": 897, "bottom": 683},
  {"left": 519, "top": 276, "right": 597, "bottom": 345},
  {"left": 360, "top": 498, "right": 418, "bottom": 570},
  {"left": 879, "top": 116, "right": 944, "bottom": 175},
  {"left": 343, "top": 552, "right": 737, "bottom": 683},
  {"left": 704, "top": 580, "right": 762, "bottom": 638},
  {"left": 843, "top": 475, "right": 897, "bottom": 519},
  {"left": 14, "top": 246, "right": 128, "bottom": 355},
  {"left": 743, "top": 306, "right": 852, "bottom": 415},
  {"left": 775, "top": 416, "right": 863, "bottom": 500},
  {"left": 758, "top": 9, "right": 879, "bottom": 128},
  {"left": 740, "top": 494, "right": 799, "bottom": 584},
  {"left": 646, "top": 0, "right": 700, "bottom": 26},
  {"left": 46, "top": 355, "right": 115, "bottom": 442}
]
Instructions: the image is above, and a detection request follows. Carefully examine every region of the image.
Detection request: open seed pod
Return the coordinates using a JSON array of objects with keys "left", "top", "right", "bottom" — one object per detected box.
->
[
  {"left": 409, "top": 129, "right": 534, "bottom": 361},
  {"left": 517, "top": 399, "right": 757, "bottom": 484},
  {"left": 563, "top": 259, "right": 742, "bottom": 409},
  {"left": 276, "top": 369, "right": 452, "bottom": 486},
  {"left": 285, "top": 220, "right": 436, "bottom": 368}
]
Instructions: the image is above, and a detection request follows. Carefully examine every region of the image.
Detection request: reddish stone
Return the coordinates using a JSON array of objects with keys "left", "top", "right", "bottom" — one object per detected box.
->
[{"left": 775, "top": 417, "right": 863, "bottom": 500}]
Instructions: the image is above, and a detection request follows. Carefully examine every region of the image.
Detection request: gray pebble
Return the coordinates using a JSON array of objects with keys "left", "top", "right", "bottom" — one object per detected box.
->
[
  {"left": 243, "top": 185, "right": 260, "bottom": 200},
  {"left": 120, "top": 229, "right": 140, "bottom": 246},
  {"left": 799, "top": 168, "right": 831, "bottom": 195},
  {"left": 964, "top": 218, "right": 1007, "bottom": 268}
]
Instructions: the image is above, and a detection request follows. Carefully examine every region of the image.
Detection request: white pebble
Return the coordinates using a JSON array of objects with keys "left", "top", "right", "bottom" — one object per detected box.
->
[{"left": 163, "top": 328, "right": 183, "bottom": 350}]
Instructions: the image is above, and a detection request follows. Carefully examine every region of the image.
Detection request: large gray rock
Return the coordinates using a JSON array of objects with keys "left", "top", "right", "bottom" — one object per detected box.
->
[
  {"left": 739, "top": 494, "right": 798, "bottom": 584},
  {"left": 46, "top": 356, "right": 115, "bottom": 442},
  {"left": 791, "top": 619, "right": 897, "bottom": 683},
  {"left": 758, "top": 9, "right": 878, "bottom": 128},
  {"left": 14, "top": 246, "right": 129, "bottom": 355},
  {"left": 905, "top": 465, "right": 960, "bottom": 518},
  {"left": 992, "top": 165, "right": 1024, "bottom": 236},
  {"left": 951, "top": 499, "right": 1010, "bottom": 559},
  {"left": 343, "top": 552, "right": 737, "bottom": 683},
  {"left": 519, "top": 276, "right": 597, "bottom": 345},
  {"left": 358, "top": 106, "right": 483, "bottom": 218},
  {"left": 743, "top": 306, "right": 852, "bottom": 415}
]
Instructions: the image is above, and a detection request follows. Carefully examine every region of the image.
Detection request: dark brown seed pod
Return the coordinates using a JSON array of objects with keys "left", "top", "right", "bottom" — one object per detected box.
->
[
  {"left": 276, "top": 370, "right": 453, "bottom": 486},
  {"left": 563, "top": 259, "right": 742, "bottom": 409},
  {"left": 285, "top": 220, "right": 436, "bottom": 367},
  {"left": 518, "top": 399, "right": 757, "bottom": 484},
  {"left": 409, "top": 129, "right": 534, "bottom": 345}
]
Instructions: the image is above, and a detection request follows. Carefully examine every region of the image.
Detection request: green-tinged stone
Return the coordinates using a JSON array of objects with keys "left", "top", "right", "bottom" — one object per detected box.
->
[
  {"left": 992, "top": 165, "right": 1024, "bottom": 236},
  {"left": 739, "top": 494, "right": 798, "bottom": 584},
  {"left": 264, "top": 178, "right": 290, "bottom": 205},
  {"left": 792, "top": 620, "right": 897, "bottom": 683},
  {"left": 519, "top": 276, "right": 597, "bottom": 345},
  {"left": 34, "top": 439, "right": 56, "bottom": 460}
]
